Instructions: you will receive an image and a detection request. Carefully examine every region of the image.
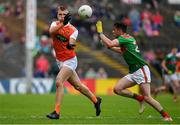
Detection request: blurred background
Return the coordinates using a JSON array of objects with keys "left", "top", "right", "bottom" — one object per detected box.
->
[{"left": 0, "top": 0, "right": 180, "bottom": 95}]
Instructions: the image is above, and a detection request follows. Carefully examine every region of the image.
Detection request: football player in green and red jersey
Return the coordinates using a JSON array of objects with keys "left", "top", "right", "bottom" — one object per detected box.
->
[
  {"left": 96, "top": 21, "right": 172, "bottom": 121},
  {"left": 154, "top": 48, "right": 179, "bottom": 102}
]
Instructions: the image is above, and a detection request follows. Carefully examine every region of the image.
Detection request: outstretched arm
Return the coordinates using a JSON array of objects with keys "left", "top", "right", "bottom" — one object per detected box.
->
[
  {"left": 99, "top": 34, "right": 119, "bottom": 48},
  {"left": 109, "top": 47, "right": 122, "bottom": 54},
  {"left": 96, "top": 21, "right": 119, "bottom": 48}
]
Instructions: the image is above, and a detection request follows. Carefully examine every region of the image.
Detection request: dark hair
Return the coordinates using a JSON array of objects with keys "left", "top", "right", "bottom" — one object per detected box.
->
[{"left": 114, "top": 22, "right": 127, "bottom": 33}]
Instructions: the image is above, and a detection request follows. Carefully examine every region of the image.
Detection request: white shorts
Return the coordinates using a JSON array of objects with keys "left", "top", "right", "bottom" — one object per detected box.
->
[
  {"left": 56, "top": 56, "right": 77, "bottom": 71},
  {"left": 164, "top": 73, "right": 178, "bottom": 83},
  {"left": 125, "top": 65, "right": 151, "bottom": 84},
  {"left": 177, "top": 73, "right": 180, "bottom": 81}
]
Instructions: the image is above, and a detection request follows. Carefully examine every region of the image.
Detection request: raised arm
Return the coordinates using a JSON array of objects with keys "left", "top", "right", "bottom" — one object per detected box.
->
[
  {"left": 49, "top": 13, "right": 71, "bottom": 35},
  {"left": 96, "top": 21, "right": 119, "bottom": 48},
  {"left": 99, "top": 34, "right": 119, "bottom": 48},
  {"left": 49, "top": 22, "right": 63, "bottom": 35}
]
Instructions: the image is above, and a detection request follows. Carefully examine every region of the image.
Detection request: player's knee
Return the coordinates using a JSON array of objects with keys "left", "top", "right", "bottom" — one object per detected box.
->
[
  {"left": 56, "top": 81, "right": 63, "bottom": 88},
  {"left": 74, "top": 85, "right": 80, "bottom": 90},
  {"left": 176, "top": 84, "right": 180, "bottom": 89},
  {"left": 144, "top": 96, "right": 152, "bottom": 102},
  {"left": 73, "top": 84, "right": 81, "bottom": 91},
  {"left": 113, "top": 87, "right": 123, "bottom": 95}
]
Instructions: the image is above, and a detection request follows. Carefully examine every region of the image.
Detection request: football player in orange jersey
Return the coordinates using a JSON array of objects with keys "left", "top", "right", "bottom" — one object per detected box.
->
[{"left": 46, "top": 5, "right": 101, "bottom": 119}]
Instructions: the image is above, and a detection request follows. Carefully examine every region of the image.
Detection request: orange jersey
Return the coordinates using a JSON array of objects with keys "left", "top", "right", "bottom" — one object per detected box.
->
[
  {"left": 176, "top": 59, "right": 180, "bottom": 73},
  {"left": 51, "top": 22, "right": 77, "bottom": 61}
]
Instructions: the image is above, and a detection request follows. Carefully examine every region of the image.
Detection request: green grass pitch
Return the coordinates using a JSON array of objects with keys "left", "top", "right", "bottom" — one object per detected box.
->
[{"left": 0, "top": 94, "right": 179, "bottom": 124}]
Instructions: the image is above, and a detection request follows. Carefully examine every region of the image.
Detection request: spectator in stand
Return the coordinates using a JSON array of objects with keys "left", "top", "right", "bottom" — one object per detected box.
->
[
  {"left": 42, "top": 26, "right": 50, "bottom": 38},
  {"left": 128, "top": 7, "right": 140, "bottom": 35},
  {"left": 35, "top": 35, "right": 52, "bottom": 54},
  {"left": 14, "top": 0, "right": 24, "bottom": 19},
  {"left": 96, "top": 67, "right": 108, "bottom": 79},
  {"left": 34, "top": 53, "right": 50, "bottom": 78},
  {"left": 3, "top": 31, "right": 12, "bottom": 45},
  {"left": 105, "top": 3, "right": 116, "bottom": 20},
  {"left": 174, "top": 10, "right": 180, "bottom": 27},
  {"left": 4, "top": 2, "right": 14, "bottom": 17},
  {"left": 141, "top": 7, "right": 152, "bottom": 21},
  {"left": 50, "top": 3, "right": 58, "bottom": 19},
  {"left": 0, "top": 22, "right": 6, "bottom": 40},
  {"left": 0, "top": 3, "right": 5, "bottom": 15},
  {"left": 85, "top": 67, "right": 97, "bottom": 78},
  {"left": 152, "top": 11, "right": 163, "bottom": 36},
  {"left": 142, "top": 18, "right": 153, "bottom": 37},
  {"left": 141, "top": 7, "right": 153, "bottom": 37},
  {"left": 122, "top": 14, "right": 131, "bottom": 26}
]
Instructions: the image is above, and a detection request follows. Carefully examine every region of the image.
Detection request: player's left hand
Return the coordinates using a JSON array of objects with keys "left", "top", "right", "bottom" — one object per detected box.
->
[
  {"left": 96, "top": 20, "right": 103, "bottom": 34},
  {"left": 63, "top": 13, "right": 71, "bottom": 25},
  {"left": 167, "top": 70, "right": 173, "bottom": 75}
]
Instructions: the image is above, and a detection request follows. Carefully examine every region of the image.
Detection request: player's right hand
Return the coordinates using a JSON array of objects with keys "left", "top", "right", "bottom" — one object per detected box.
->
[
  {"left": 63, "top": 13, "right": 71, "bottom": 25},
  {"left": 96, "top": 20, "right": 103, "bottom": 33}
]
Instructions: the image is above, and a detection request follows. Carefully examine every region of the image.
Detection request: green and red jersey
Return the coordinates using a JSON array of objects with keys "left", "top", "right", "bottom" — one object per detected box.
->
[
  {"left": 164, "top": 53, "right": 178, "bottom": 74},
  {"left": 117, "top": 34, "right": 147, "bottom": 73}
]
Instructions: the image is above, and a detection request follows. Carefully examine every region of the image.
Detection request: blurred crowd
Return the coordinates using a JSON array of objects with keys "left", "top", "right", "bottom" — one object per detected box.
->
[
  {"left": 48, "top": 0, "right": 180, "bottom": 50},
  {"left": 0, "top": 0, "right": 24, "bottom": 19},
  {"left": 33, "top": 52, "right": 108, "bottom": 79},
  {"left": 0, "top": 0, "right": 24, "bottom": 56},
  {"left": 0, "top": 0, "right": 180, "bottom": 79},
  {"left": 126, "top": 7, "right": 163, "bottom": 37},
  {"left": 19, "top": 0, "right": 180, "bottom": 78},
  {"left": 78, "top": 67, "right": 108, "bottom": 79},
  {"left": 0, "top": 21, "right": 12, "bottom": 46}
]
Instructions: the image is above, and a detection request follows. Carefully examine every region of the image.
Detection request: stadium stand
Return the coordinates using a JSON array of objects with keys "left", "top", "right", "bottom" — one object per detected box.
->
[{"left": 0, "top": 0, "right": 179, "bottom": 81}]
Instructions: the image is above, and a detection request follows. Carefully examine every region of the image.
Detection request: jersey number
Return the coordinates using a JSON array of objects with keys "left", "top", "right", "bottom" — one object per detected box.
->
[{"left": 134, "top": 42, "right": 140, "bottom": 52}]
